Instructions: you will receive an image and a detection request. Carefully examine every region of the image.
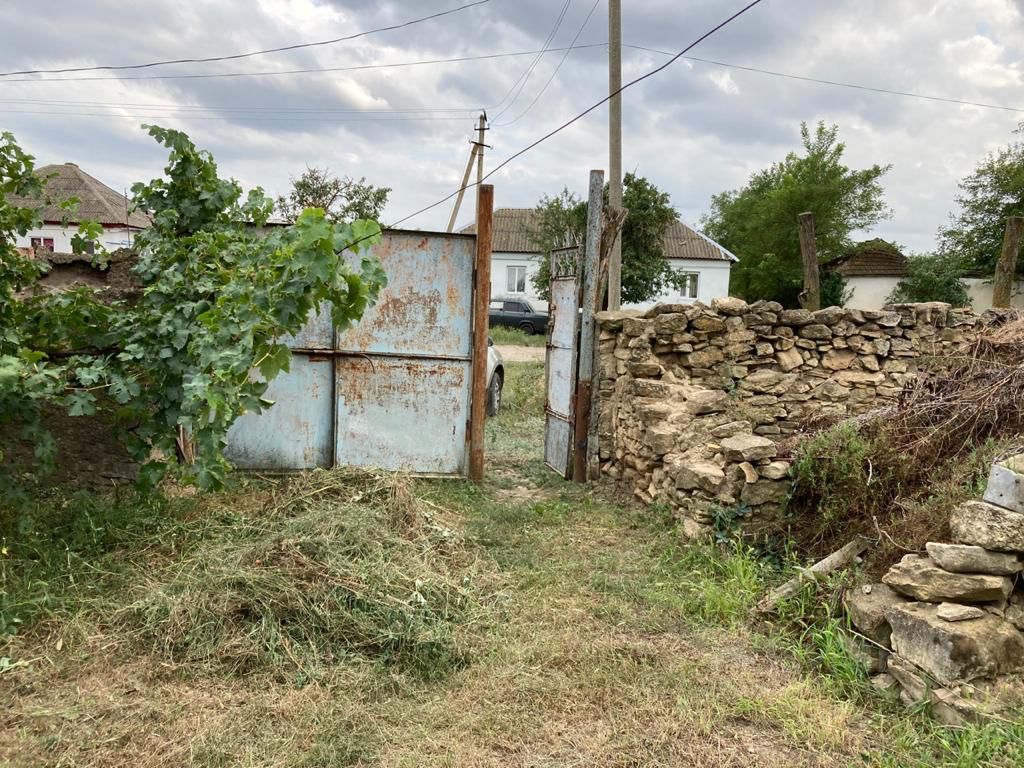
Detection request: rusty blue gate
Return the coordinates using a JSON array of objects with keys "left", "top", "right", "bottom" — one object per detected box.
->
[
  {"left": 544, "top": 246, "right": 582, "bottom": 478},
  {"left": 225, "top": 229, "right": 483, "bottom": 477}
]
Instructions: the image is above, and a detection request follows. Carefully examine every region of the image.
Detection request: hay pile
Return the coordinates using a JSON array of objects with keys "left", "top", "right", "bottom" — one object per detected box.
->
[
  {"left": 785, "top": 313, "right": 1024, "bottom": 572},
  {"left": 120, "top": 469, "right": 486, "bottom": 680}
]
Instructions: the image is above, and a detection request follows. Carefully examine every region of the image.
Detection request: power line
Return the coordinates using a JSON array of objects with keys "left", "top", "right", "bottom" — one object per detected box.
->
[
  {"left": 494, "top": 0, "right": 602, "bottom": 127},
  {"left": 491, "top": 0, "right": 573, "bottom": 121},
  {"left": 0, "top": 0, "right": 491, "bottom": 77},
  {"left": 625, "top": 43, "right": 1024, "bottom": 114},
  {"left": 0, "top": 97, "right": 478, "bottom": 115},
  {"left": 390, "top": 0, "right": 768, "bottom": 230},
  {"left": 0, "top": 43, "right": 608, "bottom": 86},
  {"left": 0, "top": 109, "right": 470, "bottom": 123}
]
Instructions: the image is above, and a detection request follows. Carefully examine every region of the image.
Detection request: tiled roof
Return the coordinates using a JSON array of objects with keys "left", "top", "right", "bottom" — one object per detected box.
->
[
  {"left": 825, "top": 244, "right": 908, "bottom": 277},
  {"left": 7, "top": 162, "right": 151, "bottom": 228},
  {"left": 460, "top": 207, "right": 737, "bottom": 262}
]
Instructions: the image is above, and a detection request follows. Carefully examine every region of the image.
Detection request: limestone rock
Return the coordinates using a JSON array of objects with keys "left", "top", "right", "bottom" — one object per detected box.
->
[
  {"left": 821, "top": 349, "right": 857, "bottom": 370},
  {"left": 690, "top": 315, "right": 727, "bottom": 333},
  {"left": 925, "top": 542, "right": 1022, "bottom": 576},
  {"left": 720, "top": 434, "right": 777, "bottom": 462},
  {"left": 886, "top": 602, "right": 1024, "bottom": 685},
  {"left": 672, "top": 459, "right": 725, "bottom": 493},
  {"left": 882, "top": 554, "right": 1013, "bottom": 603},
  {"left": 799, "top": 323, "right": 832, "bottom": 340},
  {"left": 684, "top": 389, "right": 729, "bottom": 415},
  {"left": 887, "top": 655, "right": 929, "bottom": 705},
  {"left": 760, "top": 461, "right": 791, "bottom": 480},
  {"left": 775, "top": 347, "right": 803, "bottom": 372},
  {"left": 738, "top": 461, "right": 758, "bottom": 483},
  {"left": 709, "top": 421, "right": 749, "bottom": 439},
  {"left": 871, "top": 673, "right": 899, "bottom": 693},
  {"left": 983, "top": 457, "right": 1024, "bottom": 515},
  {"left": 779, "top": 308, "right": 812, "bottom": 326},
  {"left": 936, "top": 603, "right": 986, "bottom": 622},
  {"left": 653, "top": 313, "right": 688, "bottom": 335},
  {"left": 950, "top": 500, "right": 1024, "bottom": 552},
  {"left": 740, "top": 479, "right": 788, "bottom": 506},
  {"left": 812, "top": 306, "right": 847, "bottom": 325},
  {"left": 627, "top": 361, "right": 662, "bottom": 378},
  {"left": 845, "top": 583, "right": 908, "bottom": 647},
  {"left": 711, "top": 296, "right": 749, "bottom": 316}
]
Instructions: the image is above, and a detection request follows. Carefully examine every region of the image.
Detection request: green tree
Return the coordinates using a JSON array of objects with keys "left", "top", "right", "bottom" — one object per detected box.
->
[
  {"left": 276, "top": 167, "right": 390, "bottom": 224},
  {"left": 939, "top": 142, "right": 1024, "bottom": 273},
  {"left": 886, "top": 252, "right": 971, "bottom": 307},
  {"left": 702, "top": 122, "right": 891, "bottom": 306},
  {"left": 1, "top": 127, "right": 385, "bottom": 502},
  {"left": 529, "top": 173, "right": 681, "bottom": 304}
]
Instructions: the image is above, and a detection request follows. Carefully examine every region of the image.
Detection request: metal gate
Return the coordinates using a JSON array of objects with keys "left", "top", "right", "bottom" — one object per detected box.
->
[
  {"left": 543, "top": 246, "right": 582, "bottom": 478},
  {"left": 225, "top": 228, "right": 485, "bottom": 477}
]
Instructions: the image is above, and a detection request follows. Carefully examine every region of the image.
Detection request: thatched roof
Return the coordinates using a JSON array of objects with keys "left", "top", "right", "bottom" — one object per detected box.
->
[
  {"left": 460, "top": 207, "right": 737, "bottom": 262},
  {"left": 8, "top": 162, "right": 150, "bottom": 229}
]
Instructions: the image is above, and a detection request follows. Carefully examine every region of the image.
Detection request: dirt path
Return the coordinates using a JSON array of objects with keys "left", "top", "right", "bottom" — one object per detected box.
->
[{"left": 495, "top": 344, "right": 545, "bottom": 363}]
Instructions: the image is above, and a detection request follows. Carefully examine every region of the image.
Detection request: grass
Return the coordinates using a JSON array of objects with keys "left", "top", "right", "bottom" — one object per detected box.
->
[
  {"left": 3, "top": 361, "right": 1024, "bottom": 766},
  {"left": 489, "top": 326, "right": 547, "bottom": 347}
]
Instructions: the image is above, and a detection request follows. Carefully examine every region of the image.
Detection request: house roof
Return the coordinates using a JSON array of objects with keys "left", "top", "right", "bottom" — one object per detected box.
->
[
  {"left": 824, "top": 239, "right": 908, "bottom": 277},
  {"left": 460, "top": 207, "right": 737, "bottom": 262},
  {"left": 8, "top": 162, "right": 151, "bottom": 229}
]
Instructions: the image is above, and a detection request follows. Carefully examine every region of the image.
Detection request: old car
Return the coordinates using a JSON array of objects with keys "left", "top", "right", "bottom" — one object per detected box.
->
[
  {"left": 488, "top": 298, "right": 548, "bottom": 335},
  {"left": 486, "top": 338, "right": 504, "bottom": 416}
]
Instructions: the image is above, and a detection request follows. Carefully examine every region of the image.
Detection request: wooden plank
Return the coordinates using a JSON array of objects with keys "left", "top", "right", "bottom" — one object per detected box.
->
[
  {"left": 573, "top": 170, "right": 604, "bottom": 482},
  {"left": 468, "top": 184, "right": 494, "bottom": 482},
  {"left": 992, "top": 216, "right": 1024, "bottom": 308},
  {"left": 756, "top": 536, "right": 872, "bottom": 614},
  {"left": 798, "top": 211, "right": 820, "bottom": 311}
]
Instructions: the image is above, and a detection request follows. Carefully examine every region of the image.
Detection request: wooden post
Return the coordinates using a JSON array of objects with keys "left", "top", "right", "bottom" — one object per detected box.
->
[
  {"left": 573, "top": 170, "right": 603, "bottom": 483},
  {"left": 798, "top": 211, "right": 820, "bottom": 311},
  {"left": 468, "top": 184, "right": 494, "bottom": 482},
  {"left": 992, "top": 216, "right": 1024, "bottom": 308}
]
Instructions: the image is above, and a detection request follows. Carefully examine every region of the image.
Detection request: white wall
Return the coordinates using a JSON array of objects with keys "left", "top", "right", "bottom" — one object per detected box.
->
[
  {"left": 964, "top": 277, "right": 1024, "bottom": 311},
  {"left": 843, "top": 276, "right": 903, "bottom": 310},
  {"left": 15, "top": 223, "right": 139, "bottom": 253},
  {"left": 624, "top": 258, "right": 733, "bottom": 310},
  {"left": 490, "top": 251, "right": 546, "bottom": 308}
]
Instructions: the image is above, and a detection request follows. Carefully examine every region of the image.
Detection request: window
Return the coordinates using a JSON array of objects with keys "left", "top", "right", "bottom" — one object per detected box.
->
[
  {"left": 502, "top": 301, "right": 523, "bottom": 313},
  {"left": 30, "top": 237, "right": 55, "bottom": 252},
  {"left": 506, "top": 265, "right": 527, "bottom": 294},
  {"left": 679, "top": 271, "right": 699, "bottom": 299}
]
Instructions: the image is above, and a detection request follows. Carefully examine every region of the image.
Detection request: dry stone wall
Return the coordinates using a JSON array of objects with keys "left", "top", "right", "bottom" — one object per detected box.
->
[{"left": 594, "top": 298, "right": 1006, "bottom": 538}]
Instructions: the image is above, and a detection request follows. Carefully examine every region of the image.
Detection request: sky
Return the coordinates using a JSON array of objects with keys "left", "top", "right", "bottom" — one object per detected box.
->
[{"left": 2, "top": 0, "right": 1023, "bottom": 252}]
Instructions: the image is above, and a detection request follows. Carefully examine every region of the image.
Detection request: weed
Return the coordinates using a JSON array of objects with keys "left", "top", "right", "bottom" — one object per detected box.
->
[{"left": 489, "top": 326, "right": 547, "bottom": 347}]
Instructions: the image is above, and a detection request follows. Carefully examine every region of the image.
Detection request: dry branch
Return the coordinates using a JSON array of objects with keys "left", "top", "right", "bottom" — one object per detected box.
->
[{"left": 756, "top": 536, "right": 872, "bottom": 614}]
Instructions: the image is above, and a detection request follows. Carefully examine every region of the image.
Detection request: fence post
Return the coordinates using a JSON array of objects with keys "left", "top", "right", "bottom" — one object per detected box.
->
[
  {"left": 798, "top": 211, "right": 820, "bottom": 311},
  {"left": 573, "top": 169, "right": 604, "bottom": 483},
  {"left": 992, "top": 216, "right": 1024, "bottom": 308},
  {"left": 469, "top": 184, "right": 493, "bottom": 482}
]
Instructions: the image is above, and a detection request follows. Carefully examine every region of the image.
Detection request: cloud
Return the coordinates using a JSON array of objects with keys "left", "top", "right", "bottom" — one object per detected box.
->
[{"left": 1, "top": 0, "right": 1022, "bottom": 252}]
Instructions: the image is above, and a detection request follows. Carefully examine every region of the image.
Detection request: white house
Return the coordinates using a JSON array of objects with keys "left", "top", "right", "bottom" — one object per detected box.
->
[
  {"left": 10, "top": 162, "right": 150, "bottom": 253},
  {"left": 461, "top": 208, "right": 736, "bottom": 309}
]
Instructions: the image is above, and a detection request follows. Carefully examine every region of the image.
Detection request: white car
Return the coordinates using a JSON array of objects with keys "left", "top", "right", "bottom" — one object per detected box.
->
[{"left": 486, "top": 338, "right": 504, "bottom": 416}]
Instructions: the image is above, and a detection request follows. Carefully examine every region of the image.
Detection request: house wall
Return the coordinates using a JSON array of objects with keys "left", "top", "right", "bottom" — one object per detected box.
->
[
  {"left": 15, "top": 223, "right": 140, "bottom": 253},
  {"left": 490, "top": 251, "right": 545, "bottom": 307},
  {"left": 963, "top": 277, "right": 1024, "bottom": 311},
  {"left": 594, "top": 299, "right": 1007, "bottom": 538},
  {"left": 843, "top": 276, "right": 902, "bottom": 310}
]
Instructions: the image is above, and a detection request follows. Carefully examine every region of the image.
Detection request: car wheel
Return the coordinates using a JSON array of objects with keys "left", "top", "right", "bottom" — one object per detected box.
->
[
  {"left": 486, "top": 371, "right": 503, "bottom": 416},
  {"left": 518, "top": 321, "right": 534, "bottom": 335}
]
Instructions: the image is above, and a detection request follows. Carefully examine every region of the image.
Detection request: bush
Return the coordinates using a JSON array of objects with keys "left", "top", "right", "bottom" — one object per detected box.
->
[{"left": 886, "top": 252, "right": 971, "bottom": 307}]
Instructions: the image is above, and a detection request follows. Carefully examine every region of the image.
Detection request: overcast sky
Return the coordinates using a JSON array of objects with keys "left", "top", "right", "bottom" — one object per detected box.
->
[{"left": 2, "top": 0, "right": 1022, "bottom": 252}]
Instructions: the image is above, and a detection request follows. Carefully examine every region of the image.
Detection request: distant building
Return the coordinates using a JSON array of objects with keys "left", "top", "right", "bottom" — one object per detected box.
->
[
  {"left": 9, "top": 162, "right": 150, "bottom": 254},
  {"left": 460, "top": 207, "right": 736, "bottom": 309}
]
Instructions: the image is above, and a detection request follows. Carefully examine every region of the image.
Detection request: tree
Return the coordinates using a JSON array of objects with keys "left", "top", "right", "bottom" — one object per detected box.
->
[
  {"left": 529, "top": 173, "right": 681, "bottom": 304},
  {"left": 276, "top": 167, "right": 390, "bottom": 223},
  {"left": 939, "top": 142, "right": 1024, "bottom": 273},
  {"left": 1, "top": 127, "right": 386, "bottom": 502},
  {"left": 702, "top": 122, "right": 891, "bottom": 307},
  {"left": 886, "top": 252, "right": 971, "bottom": 307}
]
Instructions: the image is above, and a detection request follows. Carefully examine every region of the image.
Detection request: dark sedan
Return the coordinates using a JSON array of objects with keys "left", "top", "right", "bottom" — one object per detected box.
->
[{"left": 488, "top": 298, "right": 549, "bottom": 335}]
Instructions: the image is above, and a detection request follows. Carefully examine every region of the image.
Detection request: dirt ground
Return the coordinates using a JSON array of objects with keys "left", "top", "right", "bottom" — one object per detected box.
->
[{"left": 495, "top": 344, "right": 545, "bottom": 363}]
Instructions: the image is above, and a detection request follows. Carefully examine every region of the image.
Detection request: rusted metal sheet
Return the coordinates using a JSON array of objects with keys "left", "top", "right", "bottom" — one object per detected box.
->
[
  {"left": 544, "top": 246, "right": 582, "bottom": 478},
  {"left": 224, "top": 356, "right": 333, "bottom": 470},
  {"left": 226, "top": 228, "right": 480, "bottom": 477}
]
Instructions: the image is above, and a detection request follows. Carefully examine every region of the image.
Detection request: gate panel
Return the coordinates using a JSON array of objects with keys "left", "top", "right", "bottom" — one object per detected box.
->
[{"left": 544, "top": 247, "right": 582, "bottom": 478}]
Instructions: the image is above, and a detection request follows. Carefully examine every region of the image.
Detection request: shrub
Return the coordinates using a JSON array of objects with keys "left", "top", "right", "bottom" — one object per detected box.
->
[{"left": 886, "top": 252, "right": 971, "bottom": 307}]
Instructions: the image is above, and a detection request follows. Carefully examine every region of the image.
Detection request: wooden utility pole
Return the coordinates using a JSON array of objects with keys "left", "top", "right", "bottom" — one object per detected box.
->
[
  {"left": 446, "top": 112, "right": 488, "bottom": 233},
  {"left": 798, "top": 211, "right": 821, "bottom": 311},
  {"left": 469, "top": 184, "right": 494, "bottom": 482},
  {"left": 607, "top": 0, "right": 623, "bottom": 310},
  {"left": 573, "top": 170, "right": 604, "bottom": 482},
  {"left": 992, "top": 216, "right": 1024, "bottom": 308}
]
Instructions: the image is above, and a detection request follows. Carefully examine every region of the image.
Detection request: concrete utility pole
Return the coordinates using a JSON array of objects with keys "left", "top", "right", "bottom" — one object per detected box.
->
[
  {"left": 607, "top": 0, "right": 623, "bottom": 310},
  {"left": 476, "top": 112, "right": 486, "bottom": 187},
  {"left": 446, "top": 112, "right": 488, "bottom": 233},
  {"left": 992, "top": 216, "right": 1024, "bottom": 308}
]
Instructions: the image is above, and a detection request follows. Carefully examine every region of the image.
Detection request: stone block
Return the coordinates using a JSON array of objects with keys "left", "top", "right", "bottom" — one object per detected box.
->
[
  {"left": 711, "top": 296, "right": 749, "bottom": 315},
  {"left": 740, "top": 478, "right": 789, "bottom": 506},
  {"left": 779, "top": 308, "right": 812, "bottom": 325},
  {"left": 951, "top": 500, "right": 1024, "bottom": 552},
  {"left": 760, "top": 460, "right": 791, "bottom": 480},
  {"left": 983, "top": 457, "right": 1024, "bottom": 515},
  {"left": 936, "top": 603, "right": 986, "bottom": 622},
  {"left": 653, "top": 312, "right": 688, "bottom": 336},
  {"left": 672, "top": 459, "right": 725, "bottom": 493},
  {"left": 684, "top": 389, "right": 730, "bottom": 415},
  {"left": 925, "top": 542, "right": 1022, "bottom": 576},
  {"left": 691, "top": 315, "right": 727, "bottom": 333},
  {"left": 799, "top": 323, "right": 832, "bottom": 340},
  {"left": 887, "top": 654, "right": 929, "bottom": 704},
  {"left": 720, "top": 434, "right": 777, "bottom": 462},
  {"left": 886, "top": 602, "right": 1024, "bottom": 685},
  {"left": 776, "top": 347, "right": 803, "bottom": 372},
  {"left": 627, "top": 361, "right": 662, "bottom": 378},
  {"left": 821, "top": 349, "right": 857, "bottom": 370},
  {"left": 709, "top": 421, "right": 750, "bottom": 438},
  {"left": 845, "top": 583, "right": 908, "bottom": 647},
  {"left": 882, "top": 554, "right": 1013, "bottom": 603}
]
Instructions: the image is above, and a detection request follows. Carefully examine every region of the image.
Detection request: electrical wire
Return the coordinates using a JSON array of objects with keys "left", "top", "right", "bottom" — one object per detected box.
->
[
  {"left": 626, "top": 43, "right": 1024, "bottom": 114},
  {"left": 0, "top": 0, "right": 491, "bottom": 77},
  {"left": 0, "top": 109, "right": 470, "bottom": 123},
  {"left": 389, "top": 0, "right": 768, "bottom": 230},
  {"left": 490, "top": 0, "right": 573, "bottom": 121},
  {"left": 493, "top": 0, "right": 602, "bottom": 127},
  {"left": 0, "top": 43, "right": 608, "bottom": 86}
]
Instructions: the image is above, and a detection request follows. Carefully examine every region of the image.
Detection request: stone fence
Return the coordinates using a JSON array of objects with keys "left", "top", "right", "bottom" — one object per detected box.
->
[{"left": 594, "top": 299, "right": 1008, "bottom": 538}]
